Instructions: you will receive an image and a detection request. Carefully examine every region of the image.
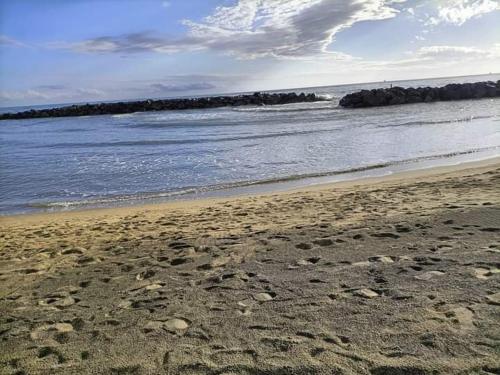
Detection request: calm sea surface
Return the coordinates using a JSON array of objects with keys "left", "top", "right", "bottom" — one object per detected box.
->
[{"left": 1, "top": 74, "right": 499, "bottom": 215}]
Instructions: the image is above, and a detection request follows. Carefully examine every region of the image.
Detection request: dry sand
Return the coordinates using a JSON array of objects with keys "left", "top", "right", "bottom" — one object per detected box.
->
[{"left": 1, "top": 159, "right": 499, "bottom": 375}]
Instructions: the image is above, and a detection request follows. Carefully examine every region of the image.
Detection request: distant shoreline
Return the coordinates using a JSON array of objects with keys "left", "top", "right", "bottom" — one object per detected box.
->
[
  {"left": 2, "top": 72, "right": 498, "bottom": 112},
  {"left": 3, "top": 79, "right": 499, "bottom": 119}
]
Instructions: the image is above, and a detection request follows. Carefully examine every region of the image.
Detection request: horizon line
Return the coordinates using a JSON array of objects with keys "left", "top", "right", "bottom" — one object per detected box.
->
[{"left": 1, "top": 71, "right": 499, "bottom": 110}]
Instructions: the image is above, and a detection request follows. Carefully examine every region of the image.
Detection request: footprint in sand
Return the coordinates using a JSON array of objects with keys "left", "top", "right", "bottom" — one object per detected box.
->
[
  {"left": 261, "top": 336, "right": 302, "bottom": 352},
  {"left": 479, "top": 227, "right": 500, "bottom": 233},
  {"left": 414, "top": 271, "right": 445, "bottom": 280},
  {"left": 445, "top": 307, "right": 475, "bottom": 330},
  {"left": 413, "top": 256, "right": 443, "bottom": 265},
  {"left": 61, "top": 247, "right": 85, "bottom": 255},
  {"left": 136, "top": 269, "right": 155, "bottom": 280},
  {"left": 144, "top": 318, "right": 190, "bottom": 333},
  {"left": 37, "top": 346, "right": 66, "bottom": 364},
  {"left": 312, "top": 238, "right": 334, "bottom": 246},
  {"left": 295, "top": 256, "right": 322, "bottom": 266},
  {"left": 351, "top": 260, "right": 372, "bottom": 267},
  {"left": 295, "top": 242, "right": 313, "bottom": 250},
  {"left": 209, "top": 347, "right": 257, "bottom": 367},
  {"left": 144, "top": 282, "right": 164, "bottom": 290},
  {"left": 352, "top": 255, "right": 398, "bottom": 267},
  {"left": 197, "top": 256, "right": 231, "bottom": 270},
  {"left": 353, "top": 288, "right": 380, "bottom": 299},
  {"left": 322, "top": 334, "right": 351, "bottom": 346},
  {"left": 370, "top": 232, "right": 400, "bottom": 239},
  {"left": 237, "top": 298, "right": 256, "bottom": 314},
  {"left": 253, "top": 292, "right": 276, "bottom": 302},
  {"left": 76, "top": 255, "right": 99, "bottom": 265},
  {"left": 483, "top": 245, "right": 500, "bottom": 254},
  {"left": 168, "top": 241, "right": 192, "bottom": 250},
  {"left": 164, "top": 318, "right": 190, "bottom": 331},
  {"left": 30, "top": 322, "right": 74, "bottom": 340},
  {"left": 17, "top": 267, "right": 44, "bottom": 275},
  {"left": 368, "top": 255, "right": 396, "bottom": 264},
  {"left": 118, "top": 300, "right": 133, "bottom": 309},
  {"left": 170, "top": 257, "right": 193, "bottom": 266},
  {"left": 486, "top": 292, "right": 500, "bottom": 306},
  {"left": 38, "top": 293, "right": 77, "bottom": 309},
  {"left": 473, "top": 266, "right": 500, "bottom": 279}
]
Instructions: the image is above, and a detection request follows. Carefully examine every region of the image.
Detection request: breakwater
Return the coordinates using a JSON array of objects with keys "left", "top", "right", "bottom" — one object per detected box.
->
[
  {"left": 0, "top": 92, "right": 323, "bottom": 120},
  {"left": 339, "top": 81, "right": 500, "bottom": 108}
]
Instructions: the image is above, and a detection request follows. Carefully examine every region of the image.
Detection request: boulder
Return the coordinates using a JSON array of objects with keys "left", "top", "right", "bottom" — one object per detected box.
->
[
  {"left": 339, "top": 80, "right": 500, "bottom": 108},
  {"left": 0, "top": 91, "right": 326, "bottom": 120}
]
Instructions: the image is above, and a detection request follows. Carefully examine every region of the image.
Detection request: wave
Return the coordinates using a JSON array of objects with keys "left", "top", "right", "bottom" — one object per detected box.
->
[
  {"left": 316, "top": 94, "right": 335, "bottom": 100},
  {"left": 34, "top": 128, "right": 341, "bottom": 148},
  {"left": 124, "top": 120, "right": 240, "bottom": 130},
  {"left": 232, "top": 101, "right": 338, "bottom": 113},
  {"left": 378, "top": 115, "right": 497, "bottom": 128},
  {"left": 111, "top": 113, "right": 136, "bottom": 118},
  {"left": 28, "top": 145, "right": 499, "bottom": 211},
  {"left": 232, "top": 106, "right": 337, "bottom": 114},
  {"left": 137, "top": 111, "right": 228, "bottom": 122},
  {"left": 27, "top": 188, "right": 199, "bottom": 209},
  {"left": 48, "top": 127, "right": 90, "bottom": 133}
]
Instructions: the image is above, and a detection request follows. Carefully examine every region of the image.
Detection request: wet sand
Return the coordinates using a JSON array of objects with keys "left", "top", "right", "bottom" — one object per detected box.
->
[{"left": 1, "top": 158, "right": 500, "bottom": 374}]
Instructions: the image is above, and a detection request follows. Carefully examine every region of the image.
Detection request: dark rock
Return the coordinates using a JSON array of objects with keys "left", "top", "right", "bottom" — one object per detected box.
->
[
  {"left": 0, "top": 92, "right": 326, "bottom": 120},
  {"left": 339, "top": 80, "right": 500, "bottom": 108}
]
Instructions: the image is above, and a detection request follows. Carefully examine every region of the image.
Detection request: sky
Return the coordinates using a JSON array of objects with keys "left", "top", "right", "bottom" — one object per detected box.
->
[{"left": 0, "top": 0, "right": 499, "bottom": 106}]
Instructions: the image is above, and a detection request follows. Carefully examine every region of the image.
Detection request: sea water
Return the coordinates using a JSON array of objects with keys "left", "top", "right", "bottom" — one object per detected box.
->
[{"left": 1, "top": 74, "right": 499, "bottom": 214}]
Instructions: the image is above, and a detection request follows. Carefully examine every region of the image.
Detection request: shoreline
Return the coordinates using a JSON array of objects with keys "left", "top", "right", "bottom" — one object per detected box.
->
[
  {"left": 2, "top": 155, "right": 499, "bottom": 226},
  {"left": 1, "top": 151, "right": 499, "bottom": 374}
]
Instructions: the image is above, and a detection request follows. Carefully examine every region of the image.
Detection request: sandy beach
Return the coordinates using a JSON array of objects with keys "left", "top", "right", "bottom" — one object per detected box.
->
[{"left": 1, "top": 158, "right": 499, "bottom": 374}]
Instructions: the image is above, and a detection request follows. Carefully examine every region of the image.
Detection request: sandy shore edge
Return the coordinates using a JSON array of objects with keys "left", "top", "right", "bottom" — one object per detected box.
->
[
  {"left": 2, "top": 155, "right": 499, "bottom": 227},
  {"left": 1, "top": 154, "right": 499, "bottom": 374}
]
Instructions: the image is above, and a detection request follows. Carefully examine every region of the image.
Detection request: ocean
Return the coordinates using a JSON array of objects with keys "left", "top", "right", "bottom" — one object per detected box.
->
[{"left": 1, "top": 74, "right": 499, "bottom": 215}]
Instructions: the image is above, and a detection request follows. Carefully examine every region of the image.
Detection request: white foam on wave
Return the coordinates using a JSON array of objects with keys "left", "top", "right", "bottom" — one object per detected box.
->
[
  {"left": 232, "top": 101, "right": 337, "bottom": 113},
  {"left": 316, "top": 94, "right": 334, "bottom": 100},
  {"left": 141, "top": 111, "right": 227, "bottom": 122},
  {"left": 112, "top": 113, "right": 136, "bottom": 118},
  {"left": 29, "top": 145, "right": 499, "bottom": 213}
]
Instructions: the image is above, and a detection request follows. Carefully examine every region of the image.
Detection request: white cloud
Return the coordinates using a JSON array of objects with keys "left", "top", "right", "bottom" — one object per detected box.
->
[
  {"left": 75, "top": 88, "right": 106, "bottom": 96},
  {"left": 363, "top": 44, "right": 500, "bottom": 70},
  {"left": 54, "top": 0, "right": 406, "bottom": 59},
  {"left": 150, "top": 82, "right": 216, "bottom": 92},
  {"left": 415, "top": 45, "right": 493, "bottom": 59},
  {"left": 182, "top": 0, "right": 405, "bottom": 59},
  {"left": 0, "top": 87, "right": 105, "bottom": 103},
  {"left": 428, "top": 0, "right": 499, "bottom": 26},
  {"left": 0, "top": 34, "right": 29, "bottom": 48},
  {"left": 0, "top": 75, "right": 234, "bottom": 104},
  {"left": 0, "top": 90, "right": 51, "bottom": 101},
  {"left": 46, "top": 32, "right": 199, "bottom": 54}
]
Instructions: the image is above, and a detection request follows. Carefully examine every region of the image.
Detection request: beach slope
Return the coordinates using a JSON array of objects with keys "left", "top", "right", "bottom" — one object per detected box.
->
[{"left": 1, "top": 160, "right": 499, "bottom": 374}]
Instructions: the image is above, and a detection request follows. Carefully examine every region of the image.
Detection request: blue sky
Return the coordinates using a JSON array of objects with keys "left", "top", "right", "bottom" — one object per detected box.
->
[{"left": 1, "top": 0, "right": 499, "bottom": 106}]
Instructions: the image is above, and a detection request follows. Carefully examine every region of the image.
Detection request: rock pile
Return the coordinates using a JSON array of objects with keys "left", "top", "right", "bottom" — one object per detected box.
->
[
  {"left": 339, "top": 81, "right": 500, "bottom": 108},
  {"left": 0, "top": 92, "right": 323, "bottom": 120}
]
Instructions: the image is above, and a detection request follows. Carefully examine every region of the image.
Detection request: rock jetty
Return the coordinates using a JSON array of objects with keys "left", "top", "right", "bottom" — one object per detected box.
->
[
  {"left": 0, "top": 92, "right": 323, "bottom": 120},
  {"left": 339, "top": 80, "right": 500, "bottom": 108}
]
